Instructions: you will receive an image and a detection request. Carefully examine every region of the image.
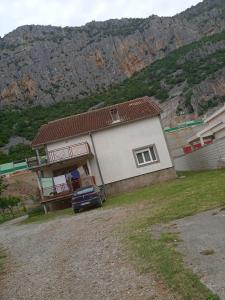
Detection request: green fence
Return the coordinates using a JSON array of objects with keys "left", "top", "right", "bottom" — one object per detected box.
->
[
  {"left": 0, "top": 161, "right": 28, "bottom": 175},
  {"left": 164, "top": 119, "right": 204, "bottom": 133}
]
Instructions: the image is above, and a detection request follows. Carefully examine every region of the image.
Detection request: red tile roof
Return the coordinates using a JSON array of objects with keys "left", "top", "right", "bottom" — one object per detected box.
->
[{"left": 32, "top": 97, "right": 161, "bottom": 148}]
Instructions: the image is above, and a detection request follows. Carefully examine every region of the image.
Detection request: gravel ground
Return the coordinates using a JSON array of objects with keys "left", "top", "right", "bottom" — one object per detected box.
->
[
  {"left": 0, "top": 206, "right": 176, "bottom": 300},
  {"left": 152, "top": 209, "right": 225, "bottom": 300}
]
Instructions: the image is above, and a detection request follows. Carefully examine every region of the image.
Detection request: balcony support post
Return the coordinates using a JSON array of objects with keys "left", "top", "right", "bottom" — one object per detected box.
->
[
  {"left": 35, "top": 149, "right": 41, "bottom": 165},
  {"left": 43, "top": 203, "right": 48, "bottom": 214},
  {"left": 89, "top": 132, "right": 106, "bottom": 199}
]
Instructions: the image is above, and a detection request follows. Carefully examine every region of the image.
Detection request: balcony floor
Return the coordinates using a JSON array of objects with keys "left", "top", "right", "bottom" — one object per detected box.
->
[{"left": 41, "top": 192, "right": 73, "bottom": 204}]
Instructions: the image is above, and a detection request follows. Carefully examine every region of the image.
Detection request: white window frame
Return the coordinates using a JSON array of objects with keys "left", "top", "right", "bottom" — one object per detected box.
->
[{"left": 133, "top": 145, "right": 159, "bottom": 167}]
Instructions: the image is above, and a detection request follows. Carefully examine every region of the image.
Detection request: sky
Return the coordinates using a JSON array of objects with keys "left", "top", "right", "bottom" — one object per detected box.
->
[{"left": 0, "top": 0, "right": 201, "bottom": 37}]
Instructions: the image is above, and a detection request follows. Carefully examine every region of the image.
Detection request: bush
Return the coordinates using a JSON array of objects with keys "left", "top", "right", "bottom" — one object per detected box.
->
[{"left": 0, "top": 196, "right": 21, "bottom": 217}]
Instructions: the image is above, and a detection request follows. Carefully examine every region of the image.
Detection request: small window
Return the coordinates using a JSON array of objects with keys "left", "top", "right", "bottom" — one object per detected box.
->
[
  {"left": 110, "top": 108, "right": 120, "bottom": 122},
  {"left": 134, "top": 145, "right": 158, "bottom": 166}
]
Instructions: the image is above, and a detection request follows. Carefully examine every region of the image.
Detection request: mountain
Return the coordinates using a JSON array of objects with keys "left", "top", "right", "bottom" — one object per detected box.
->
[
  {"left": 1, "top": 0, "right": 225, "bottom": 158},
  {"left": 0, "top": 0, "right": 225, "bottom": 109}
]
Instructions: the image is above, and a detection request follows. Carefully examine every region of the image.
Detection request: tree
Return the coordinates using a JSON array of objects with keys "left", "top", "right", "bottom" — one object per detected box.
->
[
  {"left": 0, "top": 178, "right": 20, "bottom": 218},
  {"left": 0, "top": 176, "right": 8, "bottom": 197},
  {"left": 0, "top": 197, "right": 8, "bottom": 217},
  {"left": 6, "top": 196, "right": 21, "bottom": 217},
  {"left": 0, "top": 196, "right": 21, "bottom": 217}
]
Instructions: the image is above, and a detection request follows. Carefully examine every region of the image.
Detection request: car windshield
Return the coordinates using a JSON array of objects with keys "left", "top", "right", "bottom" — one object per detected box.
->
[{"left": 76, "top": 187, "right": 94, "bottom": 195}]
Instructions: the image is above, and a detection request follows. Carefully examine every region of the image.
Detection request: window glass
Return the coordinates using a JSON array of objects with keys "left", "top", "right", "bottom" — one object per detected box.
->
[
  {"left": 110, "top": 108, "right": 120, "bottom": 122},
  {"left": 135, "top": 145, "right": 158, "bottom": 166},
  {"left": 143, "top": 150, "right": 151, "bottom": 162},
  {"left": 136, "top": 152, "right": 144, "bottom": 164},
  {"left": 150, "top": 147, "right": 157, "bottom": 161}
]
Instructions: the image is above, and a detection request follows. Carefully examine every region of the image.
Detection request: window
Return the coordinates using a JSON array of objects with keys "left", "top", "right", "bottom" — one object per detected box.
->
[
  {"left": 134, "top": 145, "right": 158, "bottom": 166},
  {"left": 110, "top": 108, "right": 120, "bottom": 122}
]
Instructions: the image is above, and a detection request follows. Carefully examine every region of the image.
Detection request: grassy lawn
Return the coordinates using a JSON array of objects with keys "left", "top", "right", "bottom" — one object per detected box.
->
[{"left": 20, "top": 170, "right": 225, "bottom": 298}]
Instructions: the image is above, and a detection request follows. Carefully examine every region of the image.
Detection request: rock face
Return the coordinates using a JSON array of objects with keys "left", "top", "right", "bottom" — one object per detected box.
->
[{"left": 0, "top": 0, "right": 225, "bottom": 108}]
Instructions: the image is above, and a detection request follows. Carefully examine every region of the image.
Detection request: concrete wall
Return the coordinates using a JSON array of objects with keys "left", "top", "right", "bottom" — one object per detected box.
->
[
  {"left": 206, "top": 109, "right": 225, "bottom": 126},
  {"left": 166, "top": 125, "right": 206, "bottom": 157},
  {"left": 174, "top": 136, "right": 225, "bottom": 171},
  {"left": 215, "top": 127, "right": 225, "bottom": 140}
]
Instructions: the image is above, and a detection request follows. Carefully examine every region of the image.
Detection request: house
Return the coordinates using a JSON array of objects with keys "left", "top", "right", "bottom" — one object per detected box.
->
[
  {"left": 30, "top": 96, "right": 176, "bottom": 212},
  {"left": 187, "top": 105, "right": 225, "bottom": 148}
]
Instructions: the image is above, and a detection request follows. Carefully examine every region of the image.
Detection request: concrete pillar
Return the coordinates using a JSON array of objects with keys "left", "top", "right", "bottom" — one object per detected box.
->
[
  {"left": 36, "top": 171, "right": 44, "bottom": 202},
  {"left": 35, "top": 149, "right": 41, "bottom": 165},
  {"left": 86, "top": 160, "right": 92, "bottom": 176},
  {"left": 43, "top": 204, "right": 48, "bottom": 214},
  {"left": 200, "top": 136, "right": 204, "bottom": 147}
]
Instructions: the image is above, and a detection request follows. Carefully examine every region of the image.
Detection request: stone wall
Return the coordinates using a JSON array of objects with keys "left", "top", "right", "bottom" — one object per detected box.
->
[{"left": 105, "top": 167, "right": 176, "bottom": 196}]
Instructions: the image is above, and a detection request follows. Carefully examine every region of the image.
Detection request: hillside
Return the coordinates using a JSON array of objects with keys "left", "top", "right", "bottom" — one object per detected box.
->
[
  {"left": 1, "top": 30, "right": 225, "bottom": 147},
  {"left": 0, "top": 0, "right": 225, "bottom": 109}
]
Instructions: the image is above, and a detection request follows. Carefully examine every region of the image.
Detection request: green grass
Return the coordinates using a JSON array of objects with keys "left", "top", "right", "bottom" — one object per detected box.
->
[
  {"left": 128, "top": 233, "right": 219, "bottom": 300},
  {"left": 105, "top": 170, "right": 225, "bottom": 215},
  {"left": 105, "top": 170, "right": 224, "bottom": 300}
]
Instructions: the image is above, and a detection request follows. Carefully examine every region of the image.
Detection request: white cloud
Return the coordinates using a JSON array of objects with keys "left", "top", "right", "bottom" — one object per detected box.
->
[{"left": 0, "top": 0, "right": 201, "bottom": 37}]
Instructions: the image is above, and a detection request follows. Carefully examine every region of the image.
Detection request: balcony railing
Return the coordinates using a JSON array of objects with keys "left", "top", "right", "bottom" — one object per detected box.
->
[
  {"left": 47, "top": 142, "right": 91, "bottom": 163},
  {"left": 27, "top": 142, "right": 91, "bottom": 168}
]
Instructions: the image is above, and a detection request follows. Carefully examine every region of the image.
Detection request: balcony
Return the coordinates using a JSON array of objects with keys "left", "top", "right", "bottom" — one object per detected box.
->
[
  {"left": 47, "top": 142, "right": 91, "bottom": 163},
  {"left": 28, "top": 142, "right": 92, "bottom": 169}
]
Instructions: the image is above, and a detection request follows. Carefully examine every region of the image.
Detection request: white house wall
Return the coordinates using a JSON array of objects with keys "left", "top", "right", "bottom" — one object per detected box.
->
[
  {"left": 92, "top": 117, "right": 173, "bottom": 185},
  {"left": 45, "top": 117, "right": 173, "bottom": 186}
]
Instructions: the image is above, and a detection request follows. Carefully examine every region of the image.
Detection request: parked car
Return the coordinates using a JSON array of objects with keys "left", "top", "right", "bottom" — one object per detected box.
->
[{"left": 72, "top": 185, "right": 105, "bottom": 213}]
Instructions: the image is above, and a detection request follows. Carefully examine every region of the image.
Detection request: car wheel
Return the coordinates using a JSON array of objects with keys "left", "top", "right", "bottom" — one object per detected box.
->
[{"left": 74, "top": 209, "right": 79, "bottom": 214}]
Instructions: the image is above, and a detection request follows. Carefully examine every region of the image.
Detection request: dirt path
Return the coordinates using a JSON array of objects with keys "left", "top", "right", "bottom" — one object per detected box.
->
[{"left": 0, "top": 206, "right": 175, "bottom": 300}]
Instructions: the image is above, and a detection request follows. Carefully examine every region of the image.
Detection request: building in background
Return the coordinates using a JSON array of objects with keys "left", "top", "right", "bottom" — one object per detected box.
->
[
  {"left": 30, "top": 97, "right": 176, "bottom": 212},
  {"left": 187, "top": 105, "right": 225, "bottom": 148}
]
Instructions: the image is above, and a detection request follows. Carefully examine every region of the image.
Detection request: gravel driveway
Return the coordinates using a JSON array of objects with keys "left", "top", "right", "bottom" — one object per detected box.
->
[{"left": 0, "top": 206, "right": 175, "bottom": 300}]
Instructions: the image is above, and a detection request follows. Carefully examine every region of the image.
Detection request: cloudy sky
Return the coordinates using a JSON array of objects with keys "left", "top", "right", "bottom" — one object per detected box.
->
[{"left": 0, "top": 0, "right": 201, "bottom": 37}]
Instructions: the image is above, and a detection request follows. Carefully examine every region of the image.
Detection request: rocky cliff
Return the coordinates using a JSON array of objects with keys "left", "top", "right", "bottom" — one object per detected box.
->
[{"left": 0, "top": 0, "right": 225, "bottom": 108}]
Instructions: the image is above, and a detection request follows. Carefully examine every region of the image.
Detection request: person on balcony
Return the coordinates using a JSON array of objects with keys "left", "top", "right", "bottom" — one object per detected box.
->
[{"left": 71, "top": 167, "right": 80, "bottom": 190}]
